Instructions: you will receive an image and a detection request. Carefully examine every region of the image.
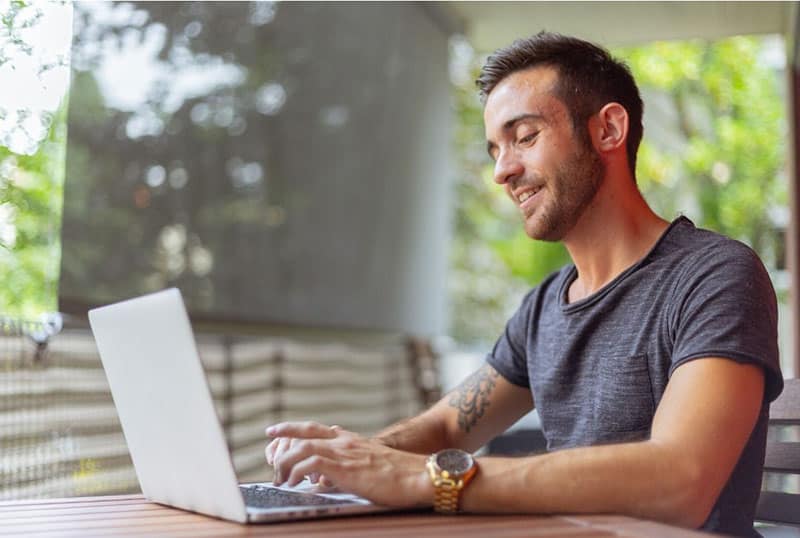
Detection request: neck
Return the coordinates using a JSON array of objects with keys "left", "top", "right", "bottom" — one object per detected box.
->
[{"left": 563, "top": 174, "right": 669, "bottom": 302}]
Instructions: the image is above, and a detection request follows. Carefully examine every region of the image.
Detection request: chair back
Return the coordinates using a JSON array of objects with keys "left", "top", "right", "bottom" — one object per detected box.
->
[{"left": 755, "top": 378, "right": 800, "bottom": 526}]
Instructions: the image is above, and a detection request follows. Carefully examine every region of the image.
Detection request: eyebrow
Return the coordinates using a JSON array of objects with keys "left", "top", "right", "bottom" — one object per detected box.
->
[{"left": 486, "top": 113, "right": 545, "bottom": 159}]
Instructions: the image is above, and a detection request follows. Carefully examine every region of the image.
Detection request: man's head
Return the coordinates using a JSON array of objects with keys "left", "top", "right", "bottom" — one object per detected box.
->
[
  {"left": 477, "top": 32, "right": 643, "bottom": 177},
  {"left": 479, "top": 33, "right": 643, "bottom": 242}
]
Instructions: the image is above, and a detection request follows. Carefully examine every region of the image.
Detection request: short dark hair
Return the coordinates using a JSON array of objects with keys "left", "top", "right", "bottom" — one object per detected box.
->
[{"left": 477, "top": 32, "right": 643, "bottom": 177}]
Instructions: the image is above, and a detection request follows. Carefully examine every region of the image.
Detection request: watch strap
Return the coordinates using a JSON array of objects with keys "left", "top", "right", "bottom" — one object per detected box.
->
[
  {"left": 431, "top": 474, "right": 461, "bottom": 513},
  {"left": 426, "top": 453, "right": 476, "bottom": 513}
]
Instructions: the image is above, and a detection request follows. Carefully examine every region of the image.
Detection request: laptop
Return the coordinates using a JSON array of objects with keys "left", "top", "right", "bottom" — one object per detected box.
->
[{"left": 88, "top": 288, "right": 391, "bottom": 523}]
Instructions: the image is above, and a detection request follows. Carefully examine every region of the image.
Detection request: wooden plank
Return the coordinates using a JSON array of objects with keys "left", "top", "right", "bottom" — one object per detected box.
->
[
  {"left": 560, "top": 514, "right": 639, "bottom": 526},
  {"left": 0, "top": 504, "right": 175, "bottom": 524},
  {"left": 764, "top": 441, "right": 800, "bottom": 472},
  {"left": 560, "top": 515, "right": 710, "bottom": 538},
  {"left": 0, "top": 497, "right": 712, "bottom": 538},
  {"left": 604, "top": 520, "right": 708, "bottom": 538},
  {"left": 0, "top": 502, "right": 162, "bottom": 517},
  {"left": 0, "top": 510, "right": 231, "bottom": 533},
  {"left": 770, "top": 379, "right": 800, "bottom": 422},
  {"left": 7, "top": 527, "right": 615, "bottom": 538},
  {"left": 0, "top": 432, "right": 129, "bottom": 471},
  {"left": 0, "top": 392, "right": 115, "bottom": 416},
  {"left": 0, "top": 369, "right": 110, "bottom": 396},
  {"left": 756, "top": 491, "right": 800, "bottom": 525},
  {"left": 0, "top": 494, "right": 144, "bottom": 507},
  {"left": 0, "top": 467, "right": 139, "bottom": 501}
]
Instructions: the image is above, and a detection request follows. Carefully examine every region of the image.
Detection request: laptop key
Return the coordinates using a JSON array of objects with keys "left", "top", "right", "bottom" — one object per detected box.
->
[{"left": 240, "top": 485, "right": 356, "bottom": 508}]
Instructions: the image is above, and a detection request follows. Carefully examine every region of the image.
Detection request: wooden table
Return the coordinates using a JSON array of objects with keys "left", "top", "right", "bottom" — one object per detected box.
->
[{"left": 0, "top": 494, "right": 710, "bottom": 537}]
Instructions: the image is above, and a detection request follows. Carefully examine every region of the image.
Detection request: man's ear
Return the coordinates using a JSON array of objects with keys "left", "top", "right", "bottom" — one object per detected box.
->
[{"left": 590, "top": 102, "right": 629, "bottom": 153}]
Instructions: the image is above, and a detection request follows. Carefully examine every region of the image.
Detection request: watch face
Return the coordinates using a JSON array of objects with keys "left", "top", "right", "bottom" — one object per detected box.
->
[{"left": 435, "top": 449, "right": 474, "bottom": 475}]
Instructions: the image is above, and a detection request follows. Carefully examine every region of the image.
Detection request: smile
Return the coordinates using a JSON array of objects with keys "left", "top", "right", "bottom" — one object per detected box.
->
[{"left": 518, "top": 187, "right": 541, "bottom": 203}]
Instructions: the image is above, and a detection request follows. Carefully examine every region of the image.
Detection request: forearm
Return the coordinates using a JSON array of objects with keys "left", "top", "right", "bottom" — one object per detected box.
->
[
  {"left": 373, "top": 409, "right": 452, "bottom": 454},
  {"left": 462, "top": 440, "right": 708, "bottom": 528},
  {"left": 375, "top": 363, "right": 534, "bottom": 454}
]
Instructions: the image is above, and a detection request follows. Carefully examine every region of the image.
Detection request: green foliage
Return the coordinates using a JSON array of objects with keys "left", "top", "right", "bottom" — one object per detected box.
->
[
  {"left": 2, "top": 97, "right": 66, "bottom": 317},
  {"left": 1, "top": 1, "right": 40, "bottom": 66},
  {"left": 0, "top": 13, "right": 789, "bottom": 336},
  {"left": 0, "top": 98, "right": 66, "bottom": 317},
  {"left": 449, "top": 35, "right": 787, "bottom": 344},
  {"left": 0, "top": 0, "right": 67, "bottom": 318},
  {"left": 619, "top": 37, "right": 786, "bottom": 264}
]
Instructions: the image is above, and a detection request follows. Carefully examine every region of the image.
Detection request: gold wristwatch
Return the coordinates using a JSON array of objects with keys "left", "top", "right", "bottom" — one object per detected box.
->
[{"left": 426, "top": 448, "right": 477, "bottom": 513}]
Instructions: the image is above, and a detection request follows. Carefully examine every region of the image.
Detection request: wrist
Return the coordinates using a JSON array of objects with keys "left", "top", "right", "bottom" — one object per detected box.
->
[
  {"left": 415, "top": 457, "right": 436, "bottom": 507},
  {"left": 425, "top": 449, "right": 478, "bottom": 513},
  {"left": 395, "top": 453, "right": 433, "bottom": 507},
  {"left": 372, "top": 434, "right": 395, "bottom": 449}
]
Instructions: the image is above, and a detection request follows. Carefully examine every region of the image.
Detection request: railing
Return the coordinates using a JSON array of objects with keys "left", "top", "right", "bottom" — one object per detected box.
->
[{"left": 0, "top": 317, "right": 434, "bottom": 499}]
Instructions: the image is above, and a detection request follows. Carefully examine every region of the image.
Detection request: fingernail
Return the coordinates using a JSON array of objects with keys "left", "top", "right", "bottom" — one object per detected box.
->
[{"left": 265, "top": 427, "right": 275, "bottom": 436}]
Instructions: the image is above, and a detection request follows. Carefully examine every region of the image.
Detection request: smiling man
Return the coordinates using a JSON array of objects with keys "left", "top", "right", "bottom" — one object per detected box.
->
[{"left": 265, "top": 32, "right": 783, "bottom": 536}]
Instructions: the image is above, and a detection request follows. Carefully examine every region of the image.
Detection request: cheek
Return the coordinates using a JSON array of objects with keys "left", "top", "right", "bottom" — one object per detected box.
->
[
  {"left": 534, "top": 142, "right": 570, "bottom": 175},
  {"left": 523, "top": 140, "right": 552, "bottom": 168}
]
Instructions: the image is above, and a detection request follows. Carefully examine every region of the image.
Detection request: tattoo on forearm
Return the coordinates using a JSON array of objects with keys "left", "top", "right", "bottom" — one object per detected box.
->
[{"left": 448, "top": 365, "right": 500, "bottom": 433}]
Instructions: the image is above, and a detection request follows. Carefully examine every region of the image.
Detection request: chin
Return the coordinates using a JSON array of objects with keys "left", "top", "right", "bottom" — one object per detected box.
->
[
  {"left": 524, "top": 216, "right": 568, "bottom": 242},
  {"left": 524, "top": 223, "right": 557, "bottom": 242}
]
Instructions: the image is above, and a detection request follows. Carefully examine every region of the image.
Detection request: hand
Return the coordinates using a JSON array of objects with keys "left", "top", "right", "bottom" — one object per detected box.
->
[
  {"left": 265, "top": 433, "right": 334, "bottom": 489},
  {"left": 265, "top": 421, "right": 432, "bottom": 508}
]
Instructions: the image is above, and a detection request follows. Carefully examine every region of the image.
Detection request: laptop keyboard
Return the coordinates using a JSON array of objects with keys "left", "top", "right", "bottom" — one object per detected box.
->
[{"left": 240, "top": 484, "right": 356, "bottom": 508}]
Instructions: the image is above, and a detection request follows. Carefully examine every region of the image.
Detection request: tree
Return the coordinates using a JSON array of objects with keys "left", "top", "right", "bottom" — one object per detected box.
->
[
  {"left": 0, "top": 1, "right": 70, "bottom": 318},
  {"left": 620, "top": 37, "right": 787, "bottom": 270}
]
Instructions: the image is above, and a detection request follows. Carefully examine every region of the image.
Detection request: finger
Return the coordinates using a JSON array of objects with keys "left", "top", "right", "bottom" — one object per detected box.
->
[
  {"left": 287, "top": 455, "right": 338, "bottom": 488},
  {"left": 265, "top": 437, "right": 281, "bottom": 465},
  {"left": 266, "top": 421, "right": 340, "bottom": 439},
  {"left": 272, "top": 437, "right": 293, "bottom": 483},
  {"left": 274, "top": 437, "right": 293, "bottom": 461},
  {"left": 275, "top": 439, "right": 336, "bottom": 486},
  {"left": 265, "top": 442, "right": 273, "bottom": 465},
  {"left": 317, "top": 475, "right": 337, "bottom": 491}
]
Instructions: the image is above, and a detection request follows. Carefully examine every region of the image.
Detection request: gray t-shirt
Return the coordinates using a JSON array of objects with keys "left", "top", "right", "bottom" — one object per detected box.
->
[{"left": 487, "top": 217, "right": 783, "bottom": 536}]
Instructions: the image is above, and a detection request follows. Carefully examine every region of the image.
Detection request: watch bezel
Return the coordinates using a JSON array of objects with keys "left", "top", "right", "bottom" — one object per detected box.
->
[{"left": 432, "top": 448, "right": 475, "bottom": 478}]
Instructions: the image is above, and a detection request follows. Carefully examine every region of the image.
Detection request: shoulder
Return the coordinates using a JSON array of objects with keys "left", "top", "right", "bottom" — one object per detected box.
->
[
  {"left": 666, "top": 218, "right": 770, "bottom": 284},
  {"left": 663, "top": 220, "right": 782, "bottom": 401}
]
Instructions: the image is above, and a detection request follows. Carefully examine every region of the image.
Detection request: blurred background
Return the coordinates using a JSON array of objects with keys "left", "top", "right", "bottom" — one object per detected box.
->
[{"left": 0, "top": 1, "right": 797, "bottom": 499}]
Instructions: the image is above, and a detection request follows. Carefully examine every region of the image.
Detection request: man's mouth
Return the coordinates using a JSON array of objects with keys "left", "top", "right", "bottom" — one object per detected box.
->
[{"left": 517, "top": 186, "right": 543, "bottom": 212}]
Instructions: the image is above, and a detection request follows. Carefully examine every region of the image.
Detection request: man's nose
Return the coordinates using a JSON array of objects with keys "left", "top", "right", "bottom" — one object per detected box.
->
[{"left": 493, "top": 149, "right": 524, "bottom": 185}]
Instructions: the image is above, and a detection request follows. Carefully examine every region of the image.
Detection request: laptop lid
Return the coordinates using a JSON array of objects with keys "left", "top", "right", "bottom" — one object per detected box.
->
[{"left": 89, "top": 288, "right": 248, "bottom": 523}]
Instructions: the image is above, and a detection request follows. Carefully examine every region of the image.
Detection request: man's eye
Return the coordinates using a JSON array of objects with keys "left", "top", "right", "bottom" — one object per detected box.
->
[{"left": 519, "top": 133, "right": 537, "bottom": 144}]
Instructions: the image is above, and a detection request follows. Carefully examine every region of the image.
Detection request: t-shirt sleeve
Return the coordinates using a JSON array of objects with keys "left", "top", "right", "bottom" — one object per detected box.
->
[
  {"left": 669, "top": 241, "right": 783, "bottom": 402},
  {"left": 486, "top": 288, "right": 536, "bottom": 388}
]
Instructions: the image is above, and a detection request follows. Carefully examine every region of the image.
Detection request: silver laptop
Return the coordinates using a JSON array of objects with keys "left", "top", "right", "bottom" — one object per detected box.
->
[{"left": 88, "top": 288, "right": 390, "bottom": 523}]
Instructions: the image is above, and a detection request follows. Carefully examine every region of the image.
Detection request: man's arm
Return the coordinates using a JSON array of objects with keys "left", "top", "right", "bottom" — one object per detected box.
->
[
  {"left": 265, "top": 363, "right": 530, "bottom": 494},
  {"left": 460, "top": 357, "right": 764, "bottom": 528},
  {"left": 266, "top": 363, "right": 533, "bottom": 468},
  {"left": 268, "top": 357, "right": 763, "bottom": 528},
  {"left": 373, "top": 363, "right": 534, "bottom": 453},
  {"left": 269, "top": 357, "right": 763, "bottom": 528}
]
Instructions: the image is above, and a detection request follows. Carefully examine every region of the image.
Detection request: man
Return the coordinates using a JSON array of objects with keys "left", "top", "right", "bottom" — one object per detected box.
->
[{"left": 265, "top": 32, "right": 783, "bottom": 536}]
